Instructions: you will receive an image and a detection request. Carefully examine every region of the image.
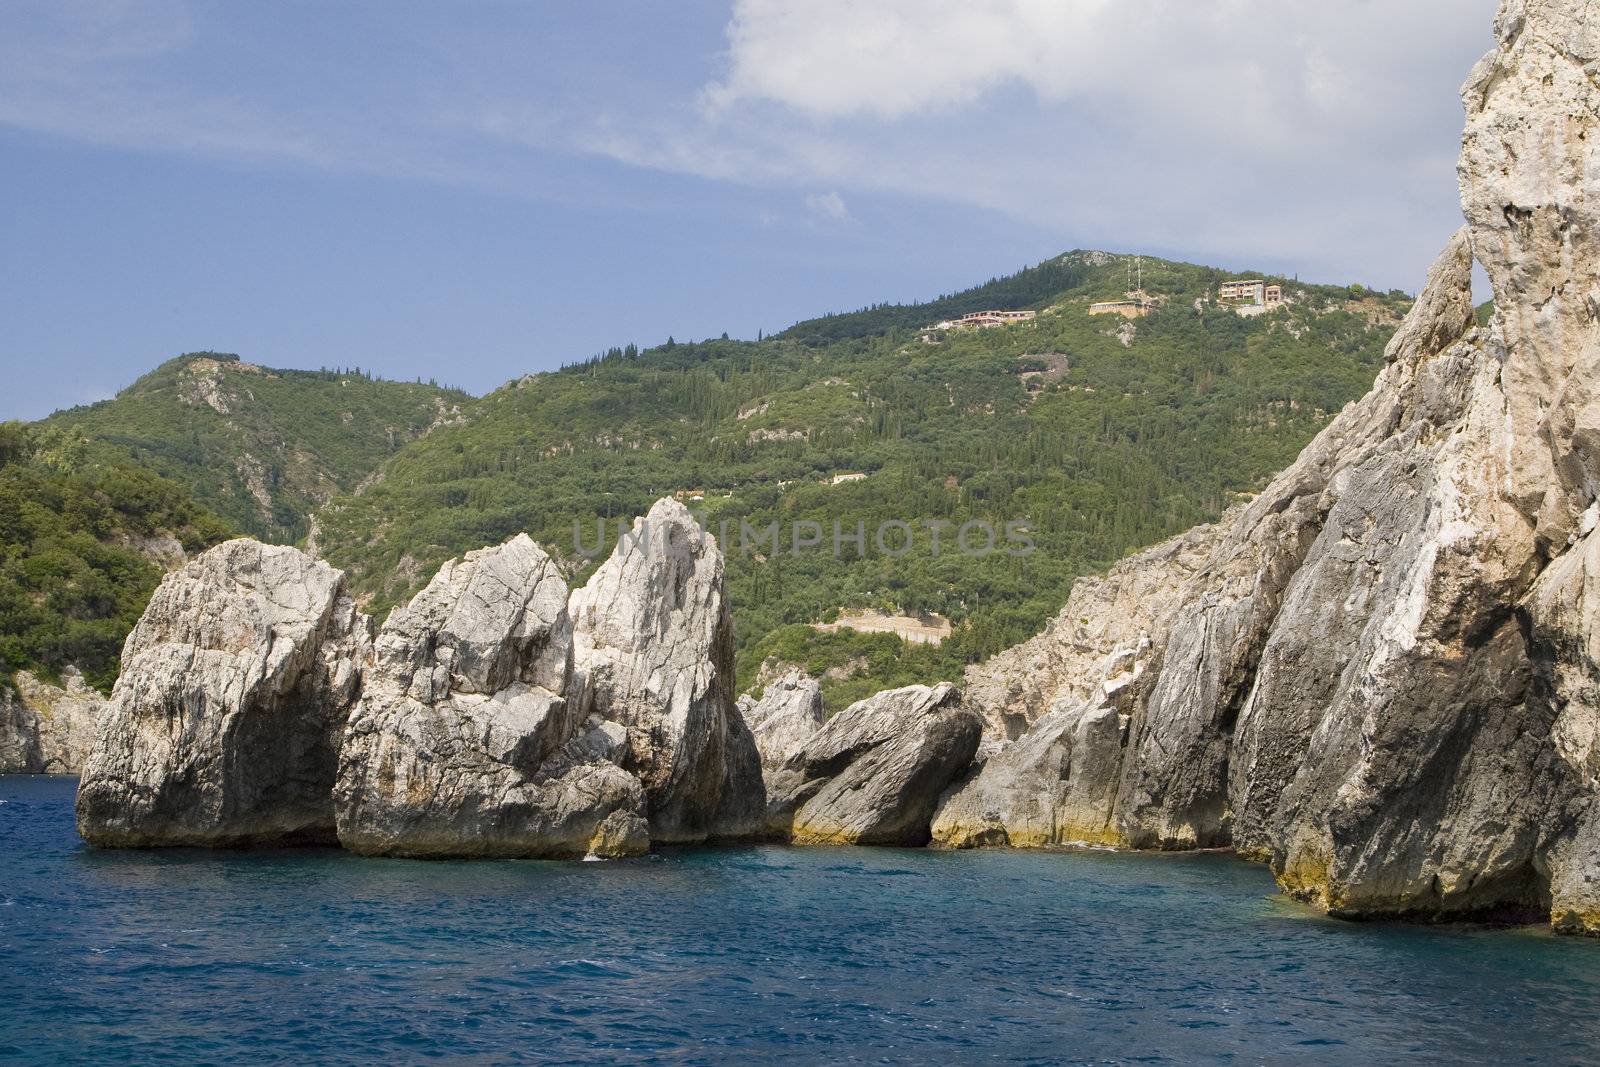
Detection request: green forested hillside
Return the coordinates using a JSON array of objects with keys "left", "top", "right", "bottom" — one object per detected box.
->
[
  {"left": 22, "top": 252, "right": 1406, "bottom": 705},
  {"left": 48, "top": 353, "right": 469, "bottom": 542},
  {"left": 0, "top": 422, "right": 232, "bottom": 692},
  {"left": 310, "top": 251, "right": 1407, "bottom": 708}
]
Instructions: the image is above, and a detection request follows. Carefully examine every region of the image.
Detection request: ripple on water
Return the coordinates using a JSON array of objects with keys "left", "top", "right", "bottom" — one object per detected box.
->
[{"left": 5, "top": 775, "right": 1600, "bottom": 1064}]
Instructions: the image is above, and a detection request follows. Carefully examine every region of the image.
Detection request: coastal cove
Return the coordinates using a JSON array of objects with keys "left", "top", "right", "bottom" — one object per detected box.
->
[{"left": 5, "top": 775, "right": 1600, "bottom": 1065}]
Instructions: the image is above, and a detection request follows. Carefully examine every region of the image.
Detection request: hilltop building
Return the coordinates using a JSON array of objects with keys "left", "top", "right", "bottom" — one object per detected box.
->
[
  {"left": 925, "top": 309, "right": 1037, "bottom": 331},
  {"left": 1217, "top": 279, "right": 1283, "bottom": 316}
]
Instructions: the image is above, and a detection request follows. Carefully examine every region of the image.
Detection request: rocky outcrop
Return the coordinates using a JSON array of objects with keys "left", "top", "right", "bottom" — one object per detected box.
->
[
  {"left": 569, "top": 498, "right": 760, "bottom": 842},
  {"left": 334, "top": 534, "right": 649, "bottom": 858},
  {"left": 945, "top": 0, "right": 1600, "bottom": 935},
  {"left": 765, "top": 683, "right": 980, "bottom": 846},
  {"left": 74, "top": 498, "right": 767, "bottom": 856},
  {"left": 0, "top": 668, "right": 111, "bottom": 774},
  {"left": 76, "top": 540, "right": 370, "bottom": 847},
  {"left": 741, "top": 668, "right": 825, "bottom": 768},
  {"left": 932, "top": 696, "right": 1128, "bottom": 850}
]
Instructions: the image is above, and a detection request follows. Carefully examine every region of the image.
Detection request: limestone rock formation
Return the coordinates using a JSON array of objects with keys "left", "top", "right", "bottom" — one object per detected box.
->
[
  {"left": 17, "top": 669, "right": 111, "bottom": 773},
  {"left": 0, "top": 686, "right": 35, "bottom": 773},
  {"left": 947, "top": 0, "right": 1600, "bottom": 935},
  {"left": 932, "top": 696, "right": 1127, "bottom": 850},
  {"left": 76, "top": 539, "right": 370, "bottom": 847},
  {"left": 961, "top": 524, "right": 1217, "bottom": 741},
  {"left": 765, "top": 683, "right": 980, "bottom": 846},
  {"left": 569, "top": 498, "right": 760, "bottom": 841},
  {"left": 741, "top": 668, "right": 825, "bottom": 768},
  {"left": 0, "top": 668, "right": 111, "bottom": 774},
  {"left": 334, "top": 534, "right": 649, "bottom": 858}
]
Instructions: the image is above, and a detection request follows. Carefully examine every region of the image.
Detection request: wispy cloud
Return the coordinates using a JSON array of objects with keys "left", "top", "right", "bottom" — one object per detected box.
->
[
  {"left": 0, "top": 0, "right": 1501, "bottom": 289},
  {"left": 803, "top": 190, "right": 849, "bottom": 222}
]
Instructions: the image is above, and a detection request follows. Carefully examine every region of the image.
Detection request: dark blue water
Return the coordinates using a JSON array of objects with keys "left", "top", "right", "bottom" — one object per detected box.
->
[{"left": 4, "top": 776, "right": 1600, "bottom": 1065}]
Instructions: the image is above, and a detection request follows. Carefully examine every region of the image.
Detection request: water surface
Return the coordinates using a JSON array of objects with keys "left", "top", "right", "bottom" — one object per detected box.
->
[{"left": 3, "top": 775, "right": 1598, "bottom": 1064}]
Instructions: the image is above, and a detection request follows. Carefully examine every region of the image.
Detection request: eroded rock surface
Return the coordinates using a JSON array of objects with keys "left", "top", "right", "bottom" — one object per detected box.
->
[
  {"left": 946, "top": 0, "right": 1600, "bottom": 934},
  {"left": 765, "top": 683, "right": 980, "bottom": 846},
  {"left": 0, "top": 668, "right": 111, "bottom": 774},
  {"left": 0, "top": 686, "right": 37, "bottom": 773},
  {"left": 17, "top": 669, "right": 111, "bottom": 773},
  {"left": 932, "top": 696, "right": 1128, "bottom": 850},
  {"left": 962, "top": 526, "right": 1216, "bottom": 742},
  {"left": 570, "top": 498, "right": 760, "bottom": 841},
  {"left": 76, "top": 540, "right": 370, "bottom": 847},
  {"left": 742, "top": 668, "right": 826, "bottom": 769},
  {"left": 334, "top": 534, "right": 649, "bottom": 858}
]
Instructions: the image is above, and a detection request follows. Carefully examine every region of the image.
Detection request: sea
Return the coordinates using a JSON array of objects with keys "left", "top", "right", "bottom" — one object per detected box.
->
[{"left": 3, "top": 775, "right": 1598, "bottom": 1065}]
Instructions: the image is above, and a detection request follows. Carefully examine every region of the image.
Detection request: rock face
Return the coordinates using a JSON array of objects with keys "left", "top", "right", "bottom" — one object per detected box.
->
[
  {"left": 16, "top": 669, "right": 111, "bottom": 773},
  {"left": 741, "top": 668, "right": 826, "bottom": 768},
  {"left": 962, "top": 524, "right": 1217, "bottom": 742},
  {"left": 334, "top": 534, "right": 649, "bottom": 858},
  {"left": 0, "top": 668, "right": 111, "bottom": 774},
  {"left": 932, "top": 696, "right": 1128, "bottom": 850},
  {"left": 943, "top": 0, "right": 1600, "bottom": 935},
  {"left": 765, "top": 683, "right": 980, "bottom": 846},
  {"left": 74, "top": 500, "right": 766, "bottom": 856},
  {"left": 569, "top": 498, "right": 761, "bottom": 842},
  {"left": 76, "top": 540, "right": 370, "bottom": 847},
  {"left": 0, "top": 686, "right": 35, "bottom": 773}
]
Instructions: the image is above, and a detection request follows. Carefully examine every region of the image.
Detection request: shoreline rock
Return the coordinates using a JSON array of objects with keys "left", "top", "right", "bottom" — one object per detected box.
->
[
  {"left": 932, "top": 0, "right": 1600, "bottom": 937},
  {"left": 0, "top": 669, "right": 112, "bottom": 776},
  {"left": 764, "top": 683, "right": 980, "bottom": 846},
  {"left": 569, "top": 498, "right": 762, "bottom": 843},
  {"left": 75, "top": 539, "right": 370, "bottom": 847},
  {"left": 334, "top": 534, "right": 650, "bottom": 859}
]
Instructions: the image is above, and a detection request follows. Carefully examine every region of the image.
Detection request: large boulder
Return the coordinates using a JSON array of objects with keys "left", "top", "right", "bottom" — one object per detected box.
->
[
  {"left": 765, "top": 683, "right": 980, "bottom": 846},
  {"left": 741, "top": 668, "right": 825, "bottom": 769},
  {"left": 931, "top": 697, "right": 1126, "bottom": 850},
  {"left": 569, "top": 498, "right": 761, "bottom": 841},
  {"left": 76, "top": 540, "right": 370, "bottom": 847},
  {"left": 334, "top": 534, "right": 649, "bottom": 858}
]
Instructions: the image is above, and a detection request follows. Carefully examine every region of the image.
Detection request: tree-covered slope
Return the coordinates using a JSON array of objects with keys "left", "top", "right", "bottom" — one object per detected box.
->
[
  {"left": 313, "top": 251, "right": 1408, "bottom": 708},
  {"left": 0, "top": 422, "right": 233, "bottom": 692},
  {"left": 47, "top": 353, "right": 470, "bottom": 542}
]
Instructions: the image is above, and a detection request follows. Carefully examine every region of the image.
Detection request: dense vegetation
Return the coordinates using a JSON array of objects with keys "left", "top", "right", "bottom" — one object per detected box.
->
[
  {"left": 14, "top": 252, "right": 1406, "bottom": 706},
  {"left": 309, "top": 251, "right": 1406, "bottom": 708},
  {"left": 0, "top": 421, "right": 232, "bottom": 692},
  {"left": 48, "top": 353, "right": 469, "bottom": 542}
]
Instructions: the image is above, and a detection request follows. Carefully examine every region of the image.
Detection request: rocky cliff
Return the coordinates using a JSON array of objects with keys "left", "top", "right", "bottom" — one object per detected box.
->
[{"left": 943, "top": 0, "right": 1600, "bottom": 935}]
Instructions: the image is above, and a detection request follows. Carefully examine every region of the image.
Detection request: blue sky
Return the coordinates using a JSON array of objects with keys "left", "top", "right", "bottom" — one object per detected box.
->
[{"left": 1, "top": 0, "right": 1498, "bottom": 420}]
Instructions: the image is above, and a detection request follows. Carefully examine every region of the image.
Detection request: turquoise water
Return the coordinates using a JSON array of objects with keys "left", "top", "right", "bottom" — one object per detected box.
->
[{"left": 3, "top": 776, "right": 1599, "bottom": 1064}]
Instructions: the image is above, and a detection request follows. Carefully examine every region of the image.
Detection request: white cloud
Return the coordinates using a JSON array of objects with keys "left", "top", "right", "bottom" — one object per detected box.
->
[
  {"left": 704, "top": 0, "right": 1491, "bottom": 154},
  {"left": 804, "top": 190, "right": 849, "bottom": 221},
  {"left": 0, "top": 0, "right": 1506, "bottom": 291}
]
